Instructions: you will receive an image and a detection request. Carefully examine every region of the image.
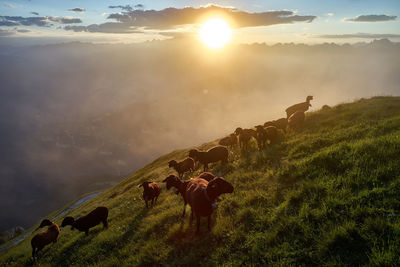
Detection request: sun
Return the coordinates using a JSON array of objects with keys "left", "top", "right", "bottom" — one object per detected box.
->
[{"left": 199, "top": 18, "right": 232, "bottom": 49}]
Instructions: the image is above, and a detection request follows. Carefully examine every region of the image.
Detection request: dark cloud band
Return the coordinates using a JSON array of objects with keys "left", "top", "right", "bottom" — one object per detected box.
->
[
  {"left": 0, "top": 15, "right": 82, "bottom": 27},
  {"left": 106, "top": 5, "right": 316, "bottom": 29},
  {"left": 66, "top": 5, "right": 316, "bottom": 34},
  {"left": 345, "top": 15, "right": 397, "bottom": 22},
  {"left": 68, "top": 8, "right": 85, "bottom": 13}
]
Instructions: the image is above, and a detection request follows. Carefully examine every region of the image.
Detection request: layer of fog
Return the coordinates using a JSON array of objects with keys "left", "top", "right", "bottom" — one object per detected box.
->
[{"left": 0, "top": 38, "right": 399, "bottom": 231}]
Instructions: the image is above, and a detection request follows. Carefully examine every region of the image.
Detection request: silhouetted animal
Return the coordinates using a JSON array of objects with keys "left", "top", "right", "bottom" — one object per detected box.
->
[
  {"left": 255, "top": 125, "right": 268, "bottom": 150},
  {"left": 139, "top": 181, "right": 161, "bottom": 208},
  {"left": 286, "top": 96, "right": 313, "bottom": 118},
  {"left": 168, "top": 158, "right": 195, "bottom": 179},
  {"left": 185, "top": 177, "right": 234, "bottom": 235},
  {"left": 218, "top": 134, "right": 237, "bottom": 148},
  {"left": 265, "top": 126, "right": 280, "bottom": 145},
  {"left": 234, "top": 127, "right": 256, "bottom": 150},
  {"left": 322, "top": 104, "right": 331, "bottom": 110},
  {"left": 264, "top": 118, "right": 288, "bottom": 133},
  {"left": 61, "top": 206, "right": 108, "bottom": 235},
  {"left": 188, "top": 146, "right": 228, "bottom": 171},
  {"left": 31, "top": 219, "right": 60, "bottom": 259},
  {"left": 288, "top": 111, "right": 305, "bottom": 130}
]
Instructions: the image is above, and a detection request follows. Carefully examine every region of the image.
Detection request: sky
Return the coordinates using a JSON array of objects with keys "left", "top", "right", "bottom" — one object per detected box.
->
[{"left": 0, "top": 1, "right": 399, "bottom": 45}]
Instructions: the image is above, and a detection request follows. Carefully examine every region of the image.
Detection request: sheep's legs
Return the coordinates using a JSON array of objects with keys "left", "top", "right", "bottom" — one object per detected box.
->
[
  {"left": 196, "top": 215, "right": 201, "bottom": 235},
  {"left": 31, "top": 247, "right": 36, "bottom": 259},
  {"left": 181, "top": 204, "right": 186, "bottom": 218},
  {"left": 145, "top": 200, "right": 148, "bottom": 208},
  {"left": 103, "top": 219, "right": 108, "bottom": 229},
  {"left": 190, "top": 210, "right": 194, "bottom": 225}
]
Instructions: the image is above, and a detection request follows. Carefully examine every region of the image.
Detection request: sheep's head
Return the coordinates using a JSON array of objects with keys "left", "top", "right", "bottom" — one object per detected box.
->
[
  {"left": 234, "top": 127, "right": 243, "bottom": 135},
  {"left": 36, "top": 219, "right": 53, "bottom": 229},
  {"left": 207, "top": 177, "right": 234, "bottom": 201},
  {"left": 138, "top": 181, "right": 152, "bottom": 189},
  {"left": 188, "top": 149, "right": 199, "bottom": 159},
  {"left": 162, "top": 175, "right": 179, "bottom": 190},
  {"left": 168, "top": 160, "right": 177, "bottom": 168},
  {"left": 61, "top": 217, "right": 75, "bottom": 228}
]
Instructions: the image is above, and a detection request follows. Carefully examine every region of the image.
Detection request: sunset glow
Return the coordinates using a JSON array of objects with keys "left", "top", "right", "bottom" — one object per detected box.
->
[{"left": 199, "top": 18, "right": 232, "bottom": 49}]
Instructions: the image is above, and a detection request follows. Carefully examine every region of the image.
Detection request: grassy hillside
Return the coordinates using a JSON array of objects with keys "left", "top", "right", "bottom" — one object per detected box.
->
[{"left": 1, "top": 96, "right": 400, "bottom": 266}]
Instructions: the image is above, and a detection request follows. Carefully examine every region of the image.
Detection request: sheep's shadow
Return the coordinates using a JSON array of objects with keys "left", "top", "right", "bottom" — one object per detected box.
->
[
  {"left": 47, "top": 227, "right": 104, "bottom": 267},
  {"left": 165, "top": 214, "right": 220, "bottom": 263},
  {"left": 106, "top": 208, "right": 149, "bottom": 251},
  {"left": 168, "top": 212, "right": 218, "bottom": 244}
]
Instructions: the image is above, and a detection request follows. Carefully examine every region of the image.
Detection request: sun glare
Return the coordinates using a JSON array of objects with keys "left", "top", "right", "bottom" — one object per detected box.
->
[{"left": 199, "top": 18, "right": 232, "bottom": 49}]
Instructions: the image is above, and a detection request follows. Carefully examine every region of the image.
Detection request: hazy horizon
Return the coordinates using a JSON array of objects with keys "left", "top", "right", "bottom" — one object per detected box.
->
[{"left": 0, "top": 38, "right": 399, "bottom": 231}]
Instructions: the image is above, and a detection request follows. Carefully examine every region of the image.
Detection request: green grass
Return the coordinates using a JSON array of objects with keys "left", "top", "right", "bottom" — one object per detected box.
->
[{"left": 1, "top": 96, "right": 400, "bottom": 266}]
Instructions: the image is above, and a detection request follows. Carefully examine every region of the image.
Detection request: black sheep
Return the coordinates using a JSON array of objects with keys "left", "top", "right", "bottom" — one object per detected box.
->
[{"left": 61, "top": 206, "right": 108, "bottom": 235}]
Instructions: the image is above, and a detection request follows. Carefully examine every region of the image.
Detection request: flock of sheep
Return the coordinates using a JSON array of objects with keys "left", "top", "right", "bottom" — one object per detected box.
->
[{"left": 29, "top": 96, "right": 313, "bottom": 259}]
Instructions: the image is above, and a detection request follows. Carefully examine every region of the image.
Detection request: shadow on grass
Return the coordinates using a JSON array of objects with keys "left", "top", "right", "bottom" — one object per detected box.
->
[
  {"left": 165, "top": 217, "right": 222, "bottom": 265},
  {"left": 48, "top": 228, "right": 104, "bottom": 267}
]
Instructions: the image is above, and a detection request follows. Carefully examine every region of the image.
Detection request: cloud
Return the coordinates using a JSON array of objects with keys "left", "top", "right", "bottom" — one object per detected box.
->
[
  {"left": 107, "top": 5, "right": 317, "bottom": 29},
  {"left": 0, "top": 16, "right": 82, "bottom": 27},
  {"left": 317, "top": 33, "right": 400, "bottom": 39},
  {"left": 0, "top": 16, "right": 47, "bottom": 26},
  {"left": 4, "top": 4, "right": 15, "bottom": 8},
  {"left": 134, "top": 4, "right": 144, "bottom": 9},
  {"left": 48, "top": 16, "right": 82, "bottom": 24},
  {"left": 68, "top": 8, "right": 85, "bottom": 13},
  {"left": 66, "top": 5, "right": 316, "bottom": 34},
  {"left": 109, "top": 5, "right": 133, "bottom": 11},
  {"left": 345, "top": 14, "right": 397, "bottom": 22},
  {"left": 64, "top": 22, "right": 138, "bottom": 34},
  {"left": 17, "top": 28, "right": 30, "bottom": 33},
  {"left": 30, "top": 12, "right": 39, "bottom": 16}
]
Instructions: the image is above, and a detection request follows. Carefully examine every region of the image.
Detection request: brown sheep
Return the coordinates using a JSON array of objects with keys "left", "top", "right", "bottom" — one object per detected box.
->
[
  {"left": 31, "top": 219, "right": 60, "bottom": 259},
  {"left": 138, "top": 181, "right": 161, "bottom": 208},
  {"left": 255, "top": 125, "right": 268, "bottom": 150},
  {"left": 185, "top": 177, "right": 234, "bottom": 235},
  {"left": 61, "top": 206, "right": 108, "bottom": 235},
  {"left": 265, "top": 126, "right": 280, "bottom": 145},
  {"left": 285, "top": 95, "right": 313, "bottom": 118},
  {"left": 162, "top": 174, "right": 190, "bottom": 217},
  {"left": 273, "top": 118, "right": 288, "bottom": 133},
  {"left": 188, "top": 146, "right": 228, "bottom": 171},
  {"left": 218, "top": 133, "right": 237, "bottom": 148},
  {"left": 168, "top": 157, "right": 195, "bottom": 179},
  {"left": 264, "top": 118, "right": 288, "bottom": 132},
  {"left": 162, "top": 172, "right": 216, "bottom": 218},
  {"left": 234, "top": 127, "right": 256, "bottom": 150},
  {"left": 288, "top": 111, "right": 305, "bottom": 130}
]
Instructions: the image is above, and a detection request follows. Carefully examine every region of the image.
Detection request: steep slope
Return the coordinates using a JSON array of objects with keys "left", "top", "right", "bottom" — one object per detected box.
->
[{"left": 1, "top": 96, "right": 400, "bottom": 266}]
